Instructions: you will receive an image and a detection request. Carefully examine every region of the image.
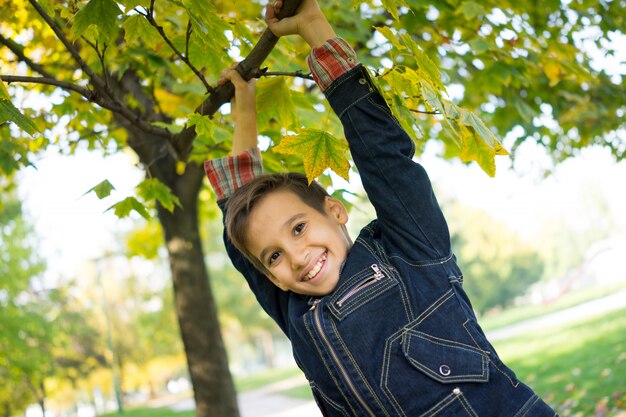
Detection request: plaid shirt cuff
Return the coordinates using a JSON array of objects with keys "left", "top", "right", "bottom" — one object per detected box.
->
[
  {"left": 204, "top": 147, "right": 264, "bottom": 201},
  {"left": 307, "top": 37, "right": 359, "bottom": 92}
]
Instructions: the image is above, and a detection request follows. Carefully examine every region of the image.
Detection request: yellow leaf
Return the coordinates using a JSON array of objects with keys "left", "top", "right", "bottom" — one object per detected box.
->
[
  {"left": 544, "top": 61, "right": 561, "bottom": 86},
  {"left": 272, "top": 129, "right": 350, "bottom": 183},
  {"left": 460, "top": 125, "right": 496, "bottom": 177}
]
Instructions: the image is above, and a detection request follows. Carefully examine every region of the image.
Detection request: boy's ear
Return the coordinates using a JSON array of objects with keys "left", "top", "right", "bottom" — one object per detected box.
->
[{"left": 325, "top": 196, "right": 349, "bottom": 225}]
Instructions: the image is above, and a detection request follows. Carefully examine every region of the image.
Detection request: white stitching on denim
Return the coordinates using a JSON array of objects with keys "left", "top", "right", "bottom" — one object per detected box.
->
[
  {"left": 310, "top": 381, "right": 349, "bottom": 416},
  {"left": 463, "top": 319, "right": 520, "bottom": 388},
  {"left": 380, "top": 332, "right": 408, "bottom": 417},
  {"left": 402, "top": 332, "right": 489, "bottom": 383},
  {"left": 389, "top": 252, "right": 454, "bottom": 267},
  {"left": 303, "top": 310, "right": 359, "bottom": 416},
  {"left": 420, "top": 392, "right": 456, "bottom": 417},
  {"left": 330, "top": 320, "right": 392, "bottom": 417},
  {"left": 457, "top": 394, "right": 479, "bottom": 417},
  {"left": 511, "top": 395, "right": 540, "bottom": 417},
  {"left": 407, "top": 290, "right": 455, "bottom": 330}
]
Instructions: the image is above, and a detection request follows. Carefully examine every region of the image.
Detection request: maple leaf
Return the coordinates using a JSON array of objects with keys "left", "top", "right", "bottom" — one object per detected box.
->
[{"left": 272, "top": 129, "right": 350, "bottom": 183}]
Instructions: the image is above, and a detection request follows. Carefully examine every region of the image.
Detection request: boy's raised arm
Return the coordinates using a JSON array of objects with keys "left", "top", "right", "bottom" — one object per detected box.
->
[
  {"left": 220, "top": 67, "right": 258, "bottom": 156},
  {"left": 204, "top": 67, "right": 263, "bottom": 201}
]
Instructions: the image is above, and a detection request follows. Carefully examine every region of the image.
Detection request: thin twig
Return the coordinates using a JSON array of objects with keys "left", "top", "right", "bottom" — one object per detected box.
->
[
  {"left": 145, "top": 4, "right": 213, "bottom": 94},
  {"left": 27, "top": 0, "right": 109, "bottom": 97},
  {"left": 257, "top": 68, "right": 314, "bottom": 80},
  {"left": 0, "top": 34, "right": 55, "bottom": 78},
  {"left": 185, "top": 20, "right": 192, "bottom": 59},
  {"left": 409, "top": 108, "right": 441, "bottom": 115}
]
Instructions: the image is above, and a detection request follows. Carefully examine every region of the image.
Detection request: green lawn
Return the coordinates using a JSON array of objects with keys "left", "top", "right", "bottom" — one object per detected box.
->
[
  {"left": 478, "top": 283, "right": 626, "bottom": 331},
  {"left": 494, "top": 307, "right": 626, "bottom": 416},
  {"left": 234, "top": 366, "right": 303, "bottom": 392},
  {"left": 99, "top": 408, "right": 195, "bottom": 417}
]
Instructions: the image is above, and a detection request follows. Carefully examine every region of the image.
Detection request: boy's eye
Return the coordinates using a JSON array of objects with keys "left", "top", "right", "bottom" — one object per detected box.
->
[
  {"left": 268, "top": 251, "right": 280, "bottom": 265},
  {"left": 294, "top": 222, "right": 305, "bottom": 235}
]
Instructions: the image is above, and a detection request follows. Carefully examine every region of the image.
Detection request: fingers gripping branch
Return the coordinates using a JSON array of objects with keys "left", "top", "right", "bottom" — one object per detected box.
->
[{"left": 172, "top": 0, "right": 303, "bottom": 160}]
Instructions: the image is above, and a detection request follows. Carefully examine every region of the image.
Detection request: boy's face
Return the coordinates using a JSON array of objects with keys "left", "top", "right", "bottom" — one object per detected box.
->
[{"left": 246, "top": 190, "right": 351, "bottom": 296}]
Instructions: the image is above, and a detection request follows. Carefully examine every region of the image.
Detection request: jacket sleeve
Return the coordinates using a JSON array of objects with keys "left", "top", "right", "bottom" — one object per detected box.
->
[
  {"left": 205, "top": 148, "right": 290, "bottom": 335},
  {"left": 323, "top": 66, "right": 451, "bottom": 260}
]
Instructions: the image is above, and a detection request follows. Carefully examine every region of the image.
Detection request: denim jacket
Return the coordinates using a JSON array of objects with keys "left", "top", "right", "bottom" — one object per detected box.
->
[{"left": 216, "top": 64, "right": 557, "bottom": 417}]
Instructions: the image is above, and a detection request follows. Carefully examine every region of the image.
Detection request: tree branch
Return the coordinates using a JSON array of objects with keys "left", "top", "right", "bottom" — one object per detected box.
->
[
  {"left": 0, "top": 34, "right": 55, "bottom": 78},
  {"left": 256, "top": 67, "right": 314, "bottom": 80},
  {"left": 144, "top": 5, "right": 213, "bottom": 94},
  {"left": 27, "top": 0, "right": 110, "bottom": 97},
  {"left": 1, "top": 75, "right": 94, "bottom": 98},
  {"left": 172, "top": 0, "right": 304, "bottom": 160}
]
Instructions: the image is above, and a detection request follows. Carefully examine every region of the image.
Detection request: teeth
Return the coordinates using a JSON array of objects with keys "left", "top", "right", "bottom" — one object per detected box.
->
[{"left": 304, "top": 255, "right": 326, "bottom": 281}]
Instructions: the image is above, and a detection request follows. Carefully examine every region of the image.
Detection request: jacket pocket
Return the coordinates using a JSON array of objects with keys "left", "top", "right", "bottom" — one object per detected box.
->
[
  {"left": 328, "top": 263, "right": 398, "bottom": 321},
  {"left": 402, "top": 329, "right": 490, "bottom": 384},
  {"left": 309, "top": 382, "right": 349, "bottom": 417}
]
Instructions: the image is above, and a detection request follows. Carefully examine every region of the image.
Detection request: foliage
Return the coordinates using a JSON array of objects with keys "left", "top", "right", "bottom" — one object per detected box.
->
[
  {"left": 0, "top": 191, "right": 50, "bottom": 415},
  {"left": 1, "top": 0, "right": 624, "bottom": 187},
  {"left": 447, "top": 203, "right": 544, "bottom": 314},
  {"left": 495, "top": 308, "right": 626, "bottom": 416}
]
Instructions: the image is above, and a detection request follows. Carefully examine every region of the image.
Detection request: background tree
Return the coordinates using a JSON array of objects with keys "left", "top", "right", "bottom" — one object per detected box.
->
[
  {"left": 447, "top": 203, "right": 545, "bottom": 314},
  {"left": 1, "top": 1, "right": 624, "bottom": 416},
  {"left": 0, "top": 187, "right": 50, "bottom": 417}
]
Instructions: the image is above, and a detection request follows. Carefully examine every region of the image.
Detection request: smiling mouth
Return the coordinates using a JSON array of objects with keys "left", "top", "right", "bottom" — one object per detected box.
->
[{"left": 303, "top": 252, "right": 327, "bottom": 282}]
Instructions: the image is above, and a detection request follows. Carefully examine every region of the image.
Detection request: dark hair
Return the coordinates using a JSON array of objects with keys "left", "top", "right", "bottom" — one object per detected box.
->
[{"left": 225, "top": 172, "right": 330, "bottom": 272}]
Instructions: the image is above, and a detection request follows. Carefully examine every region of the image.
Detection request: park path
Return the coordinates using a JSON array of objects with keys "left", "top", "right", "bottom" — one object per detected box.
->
[
  {"left": 168, "top": 287, "right": 626, "bottom": 417},
  {"left": 485, "top": 287, "right": 626, "bottom": 342}
]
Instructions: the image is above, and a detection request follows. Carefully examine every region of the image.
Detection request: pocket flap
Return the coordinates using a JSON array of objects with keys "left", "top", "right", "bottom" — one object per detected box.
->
[{"left": 402, "top": 330, "right": 489, "bottom": 384}]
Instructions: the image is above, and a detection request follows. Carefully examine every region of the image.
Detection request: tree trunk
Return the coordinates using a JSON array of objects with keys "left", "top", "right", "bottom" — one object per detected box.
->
[{"left": 154, "top": 157, "right": 240, "bottom": 417}]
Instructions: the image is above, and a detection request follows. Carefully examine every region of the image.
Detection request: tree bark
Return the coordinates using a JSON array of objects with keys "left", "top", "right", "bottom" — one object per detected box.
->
[{"left": 152, "top": 152, "right": 239, "bottom": 417}]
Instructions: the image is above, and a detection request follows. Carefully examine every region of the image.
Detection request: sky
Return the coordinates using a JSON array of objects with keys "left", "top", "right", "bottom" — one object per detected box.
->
[{"left": 15, "top": 137, "right": 626, "bottom": 285}]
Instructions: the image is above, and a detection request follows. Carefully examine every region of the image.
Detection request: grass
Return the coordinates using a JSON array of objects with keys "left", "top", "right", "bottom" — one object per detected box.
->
[
  {"left": 99, "top": 408, "right": 195, "bottom": 417},
  {"left": 478, "top": 283, "right": 626, "bottom": 331},
  {"left": 494, "top": 307, "right": 626, "bottom": 416},
  {"left": 234, "top": 366, "right": 304, "bottom": 392}
]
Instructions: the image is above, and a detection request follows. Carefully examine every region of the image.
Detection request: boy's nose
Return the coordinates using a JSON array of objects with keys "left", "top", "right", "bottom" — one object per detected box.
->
[{"left": 289, "top": 248, "right": 310, "bottom": 270}]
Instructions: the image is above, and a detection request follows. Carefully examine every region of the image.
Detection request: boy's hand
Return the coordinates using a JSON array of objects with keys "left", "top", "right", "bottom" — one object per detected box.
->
[
  {"left": 219, "top": 64, "right": 258, "bottom": 155},
  {"left": 265, "top": 0, "right": 336, "bottom": 48},
  {"left": 218, "top": 65, "right": 256, "bottom": 123}
]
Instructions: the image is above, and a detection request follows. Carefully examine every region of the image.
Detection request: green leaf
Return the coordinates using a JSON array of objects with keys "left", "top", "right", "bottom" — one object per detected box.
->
[
  {"left": 457, "top": 1, "right": 487, "bottom": 20},
  {"left": 106, "top": 196, "right": 150, "bottom": 219},
  {"left": 409, "top": 39, "right": 446, "bottom": 93},
  {"left": 420, "top": 79, "right": 443, "bottom": 112},
  {"left": 469, "top": 38, "right": 491, "bottom": 55},
  {"left": 0, "top": 99, "right": 39, "bottom": 136},
  {"left": 272, "top": 129, "right": 350, "bottom": 182},
  {"left": 84, "top": 179, "right": 115, "bottom": 199},
  {"left": 137, "top": 178, "right": 181, "bottom": 212},
  {"left": 460, "top": 109, "right": 507, "bottom": 155},
  {"left": 186, "top": 113, "right": 214, "bottom": 139},
  {"left": 459, "top": 125, "right": 496, "bottom": 177},
  {"left": 122, "top": 14, "right": 158, "bottom": 48},
  {"left": 71, "top": 0, "right": 121, "bottom": 43},
  {"left": 380, "top": 0, "right": 409, "bottom": 20},
  {"left": 0, "top": 80, "right": 10, "bottom": 99},
  {"left": 256, "top": 77, "right": 298, "bottom": 129}
]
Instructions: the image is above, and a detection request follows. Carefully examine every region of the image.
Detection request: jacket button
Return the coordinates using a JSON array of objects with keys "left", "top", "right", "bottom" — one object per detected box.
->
[
  {"left": 359, "top": 78, "right": 367, "bottom": 85},
  {"left": 439, "top": 365, "right": 451, "bottom": 376},
  {"left": 453, "top": 388, "right": 461, "bottom": 396}
]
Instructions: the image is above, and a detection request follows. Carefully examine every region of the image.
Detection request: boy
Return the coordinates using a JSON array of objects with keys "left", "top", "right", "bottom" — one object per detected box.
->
[{"left": 206, "top": 0, "right": 558, "bottom": 415}]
